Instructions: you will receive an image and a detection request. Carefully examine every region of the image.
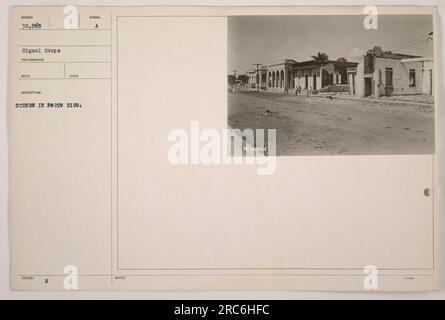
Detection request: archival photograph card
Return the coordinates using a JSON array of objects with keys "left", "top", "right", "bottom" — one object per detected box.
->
[{"left": 9, "top": 5, "right": 439, "bottom": 291}]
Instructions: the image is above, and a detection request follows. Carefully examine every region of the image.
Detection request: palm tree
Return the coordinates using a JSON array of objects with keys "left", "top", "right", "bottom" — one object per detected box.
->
[
  {"left": 311, "top": 52, "right": 329, "bottom": 63},
  {"left": 336, "top": 57, "right": 348, "bottom": 62}
]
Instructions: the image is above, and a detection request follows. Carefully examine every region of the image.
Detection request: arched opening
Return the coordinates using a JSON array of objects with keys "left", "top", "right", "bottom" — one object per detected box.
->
[{"left": 280, "top": 70, "right": 284, "bottom": 88}]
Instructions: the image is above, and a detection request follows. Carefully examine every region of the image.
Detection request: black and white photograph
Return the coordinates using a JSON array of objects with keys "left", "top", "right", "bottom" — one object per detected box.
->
[
  {"left": 2, "top": 2, "right": 444, "bottom": 301},
  {"left": 228, "top": 15, "right": 435, "bottom": 155}
]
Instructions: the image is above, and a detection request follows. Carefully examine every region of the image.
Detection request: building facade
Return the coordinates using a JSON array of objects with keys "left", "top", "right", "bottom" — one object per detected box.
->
[
  {"left": 348, "top": 46, "right": 434, "bottom": 98},
  {"left": 247, "top": 60, "right": 296, "bottom": 91},
  {"left": 244, "top": 47, "right": 433, "bottom": 98},
  {"left": 293, "top": 60, "right": 358, "bottom": 92},
  {"left": 247, "top": 59, "right": 358, "bottom": 93}
]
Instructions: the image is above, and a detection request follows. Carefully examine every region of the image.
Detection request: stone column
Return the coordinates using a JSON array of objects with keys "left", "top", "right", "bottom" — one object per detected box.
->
[{"left": 284, "top": 68, "right": 288, "bottom": 90}]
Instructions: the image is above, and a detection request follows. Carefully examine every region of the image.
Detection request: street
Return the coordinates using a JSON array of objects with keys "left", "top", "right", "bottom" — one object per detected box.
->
[{"left": 228, "top": 91, "right": 434, "bottom": 155}]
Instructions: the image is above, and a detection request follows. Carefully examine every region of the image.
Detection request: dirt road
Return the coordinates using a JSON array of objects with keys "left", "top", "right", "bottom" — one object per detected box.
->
[{"left": 228, "top": 91, "right": 434, "bottom": 155}]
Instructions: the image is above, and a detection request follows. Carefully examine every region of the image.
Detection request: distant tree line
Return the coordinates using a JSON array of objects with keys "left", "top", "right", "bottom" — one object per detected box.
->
[{"left": 228, "top": 74, "right": 248, "bottom": 85}]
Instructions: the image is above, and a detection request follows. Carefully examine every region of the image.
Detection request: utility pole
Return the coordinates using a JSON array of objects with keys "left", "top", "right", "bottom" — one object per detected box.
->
[
  {"left": 232, "top": 70, "right": 237, "bottom": 87},
  {"left": 253, "top": 63, "right": 262, "bottom": 92}
]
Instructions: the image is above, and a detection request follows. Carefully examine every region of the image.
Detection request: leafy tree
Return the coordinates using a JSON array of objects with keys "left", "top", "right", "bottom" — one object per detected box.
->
[
  {"left": 336, "top": 57, "right": 348, "bottom": 62},
  {"left": 228, "top": 74, "right": 236, "bottom": 85},
  {"left": 237, "top": 74, "right": 248, "bottom": 85}
]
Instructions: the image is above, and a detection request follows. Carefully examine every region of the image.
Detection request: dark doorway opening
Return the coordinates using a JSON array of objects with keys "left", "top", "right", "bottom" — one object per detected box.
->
[
  {"left": 364, "top": 77, "right": 372, "bottom": 97},
  {"left": 385, "top": 68, "right": 393, "bottom": 96}
]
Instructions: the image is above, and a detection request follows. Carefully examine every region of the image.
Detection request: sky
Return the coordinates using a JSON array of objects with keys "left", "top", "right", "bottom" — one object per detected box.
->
[{"left": 228, "top": 15, "right": 434, "bottom": 74}]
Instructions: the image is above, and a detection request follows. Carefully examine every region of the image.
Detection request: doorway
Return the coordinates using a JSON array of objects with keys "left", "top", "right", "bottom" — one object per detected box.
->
[
  {"left": 364, "top": 77, "right": 372, "bottom": 97},
  {"left": 385, "top": 67, "right": 393, "bottom": 96},
  {"left": 349, "top": 73, "right": 356, "bottom": 95}
]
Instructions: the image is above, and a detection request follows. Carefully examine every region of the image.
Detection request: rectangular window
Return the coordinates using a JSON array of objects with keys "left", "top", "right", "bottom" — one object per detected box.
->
[
  {"left": 409, "top": 69, "right": 416, "bottom": 87},
  {"left": 364, "top": 53, "right": 374, "bottom": 74}
]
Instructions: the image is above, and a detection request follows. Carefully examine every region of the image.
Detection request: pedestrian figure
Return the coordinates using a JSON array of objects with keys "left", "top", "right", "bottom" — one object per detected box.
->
[{"left": 377, "top": 80, "right": 384, "bottom": 98}]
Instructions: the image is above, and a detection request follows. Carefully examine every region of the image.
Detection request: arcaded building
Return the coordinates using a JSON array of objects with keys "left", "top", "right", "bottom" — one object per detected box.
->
[
  {"left": 247, "top": 59, "right": 358, "bottom": 93},
  {"left": 245, "top": 47, "right": 433, "bottom": 99},
  {"left": 247, "top": 59, "right": 296, "bottom": 91}
]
